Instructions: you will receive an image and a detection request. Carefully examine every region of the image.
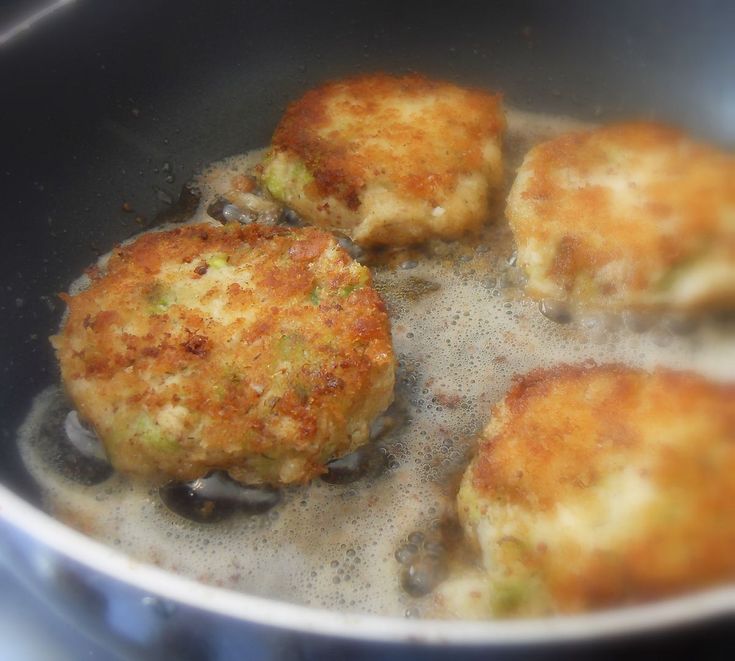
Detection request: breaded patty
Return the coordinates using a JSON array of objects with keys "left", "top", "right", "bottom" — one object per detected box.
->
[
  {"left": 455, "top": 363, "right": 735, "bottom": 616},
  {"left": 262, "top": 73, "right": 505, "bottom": 246},
  {"left": 51, "top": 222, "right": 395, "bottom": 485},
  {"left": 506, "top": 122, "right": 735, "bottom": 310}
]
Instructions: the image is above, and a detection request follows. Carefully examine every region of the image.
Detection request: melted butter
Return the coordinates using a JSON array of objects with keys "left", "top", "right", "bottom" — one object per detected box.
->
[{"left": 18, "top": 108, "right": 735, "bottom": 618}]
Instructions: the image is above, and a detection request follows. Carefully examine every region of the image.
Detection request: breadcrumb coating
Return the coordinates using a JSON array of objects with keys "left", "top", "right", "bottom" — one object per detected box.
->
[
  {"left": 507, "top": 122, "right": 735, "bottom": 310},
  {"left": 52, "top": 222, "right": 395, "bottom": 485},
  {"left": 263, "top": 73, "right": 505, "bottom": 246},
  {"left": 457, "top": 363, "right": 735, "bottom": 616}
]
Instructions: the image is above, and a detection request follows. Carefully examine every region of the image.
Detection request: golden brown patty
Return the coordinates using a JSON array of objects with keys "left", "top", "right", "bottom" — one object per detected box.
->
[
  {"left": 52, "top": 222, "right": 395, "bottom": 485},
  {"left": 262, "top": 73, "right": 505, "bottom": 246},
  {"left": 506, "top": 122, "right": 735, "bottom": 310},
  {"left": 457, "top": 363, "right": 735, "bottom": 616}
]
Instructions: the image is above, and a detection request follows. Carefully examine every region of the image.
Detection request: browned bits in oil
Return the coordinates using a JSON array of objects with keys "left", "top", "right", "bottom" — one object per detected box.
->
[{"left": 231, "top": 174, "right": 257, "bottom": 193}]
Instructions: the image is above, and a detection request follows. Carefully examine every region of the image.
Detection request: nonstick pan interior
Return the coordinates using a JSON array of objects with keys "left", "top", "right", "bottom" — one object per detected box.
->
[{"left": 1, "top": 0, "right": 734, "bottom": 645}]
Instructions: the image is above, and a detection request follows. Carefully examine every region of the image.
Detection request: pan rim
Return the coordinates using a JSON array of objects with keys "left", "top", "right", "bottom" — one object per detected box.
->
[{"left": 1, "top": 484, "right": 733, "bottom": 646}]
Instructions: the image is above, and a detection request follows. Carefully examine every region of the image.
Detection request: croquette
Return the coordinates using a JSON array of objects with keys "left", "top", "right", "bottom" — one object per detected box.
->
[
  {"left": 51, "top": 222, "right": 395, "bottom": 485},
  {"left": 455, "top": 363, "right": 735, "bottom": 616},
  {"left": 506, "top": 122, "right": 735, "bottom": 310},
  {"left": 262, "top": 73, "right": 505, "bottom": 246}
]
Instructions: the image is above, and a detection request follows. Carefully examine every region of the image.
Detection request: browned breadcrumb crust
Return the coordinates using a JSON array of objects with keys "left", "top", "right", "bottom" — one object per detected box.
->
[
  {"left": 52, "top": 222, "right": 395, "bottom": 485},
  {"left": 270, "top": 73, "right": 504, "bottom": 209},
  {"left": 466, "top": 362, "right": 735, "bottom": 612},
  {"left": 507, "top": 121, "right": 735, "bottom": 309}
]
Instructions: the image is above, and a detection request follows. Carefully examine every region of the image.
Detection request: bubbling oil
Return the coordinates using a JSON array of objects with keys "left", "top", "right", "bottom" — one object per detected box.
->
[{"left": 17, "top": 109, "right": 735, "bottom": 618}]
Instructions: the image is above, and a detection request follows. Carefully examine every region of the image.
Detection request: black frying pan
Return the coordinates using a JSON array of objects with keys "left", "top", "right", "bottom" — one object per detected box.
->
[{"left": 1, "top": 1, "right": 734, "bottom": 658}]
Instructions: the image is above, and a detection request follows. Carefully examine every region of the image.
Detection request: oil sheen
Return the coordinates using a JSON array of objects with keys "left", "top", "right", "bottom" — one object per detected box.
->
[{"left": 17, "top": 109, "right": 735, "bottom": 618}]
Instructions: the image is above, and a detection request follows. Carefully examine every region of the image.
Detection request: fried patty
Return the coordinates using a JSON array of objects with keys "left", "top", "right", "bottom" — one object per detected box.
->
[
  {"left": 262, "top": 73, "right": 505, "bottom": 246},
  {"left": 51, "top": 222, "right": 395, "bottom": 485},
  {"left": 456, "top": 363, "right": 735, "bottom": 616},
  {"left": 506, "top": 122, "right": 735, "bottom": 310}
]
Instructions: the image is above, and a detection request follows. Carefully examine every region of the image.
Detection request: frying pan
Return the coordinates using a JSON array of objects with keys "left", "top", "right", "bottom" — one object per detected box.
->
[{"left": 1, "top": 0, "right": 734, "bottom": 658}]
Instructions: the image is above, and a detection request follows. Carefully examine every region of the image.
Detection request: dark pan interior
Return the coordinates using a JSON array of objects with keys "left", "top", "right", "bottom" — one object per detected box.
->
[{"left": 2, "top": 0, "right": 734, "bottom": 503}]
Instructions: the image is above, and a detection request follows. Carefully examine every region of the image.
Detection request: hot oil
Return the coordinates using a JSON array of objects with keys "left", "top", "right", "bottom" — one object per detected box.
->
[{"left": 17, "top": 109, "right": 735, "bottom": 618}]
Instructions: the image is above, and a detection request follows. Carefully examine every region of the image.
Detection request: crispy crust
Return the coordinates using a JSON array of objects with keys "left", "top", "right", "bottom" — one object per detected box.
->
[
  {"left": 460, "top": 363, "right": 735, "bottom": 613},
  {"left": 52, "top": 223, "right": 395, "bottom": 485},
  {"left": 271, "top": 73, "right": 504, "bottom": 206},
  {"left": 264, "top": 73, "right": 505, "bottom": 245},
  {"left": 506, "top": 121, "right": 735, "bottom": 310}
]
